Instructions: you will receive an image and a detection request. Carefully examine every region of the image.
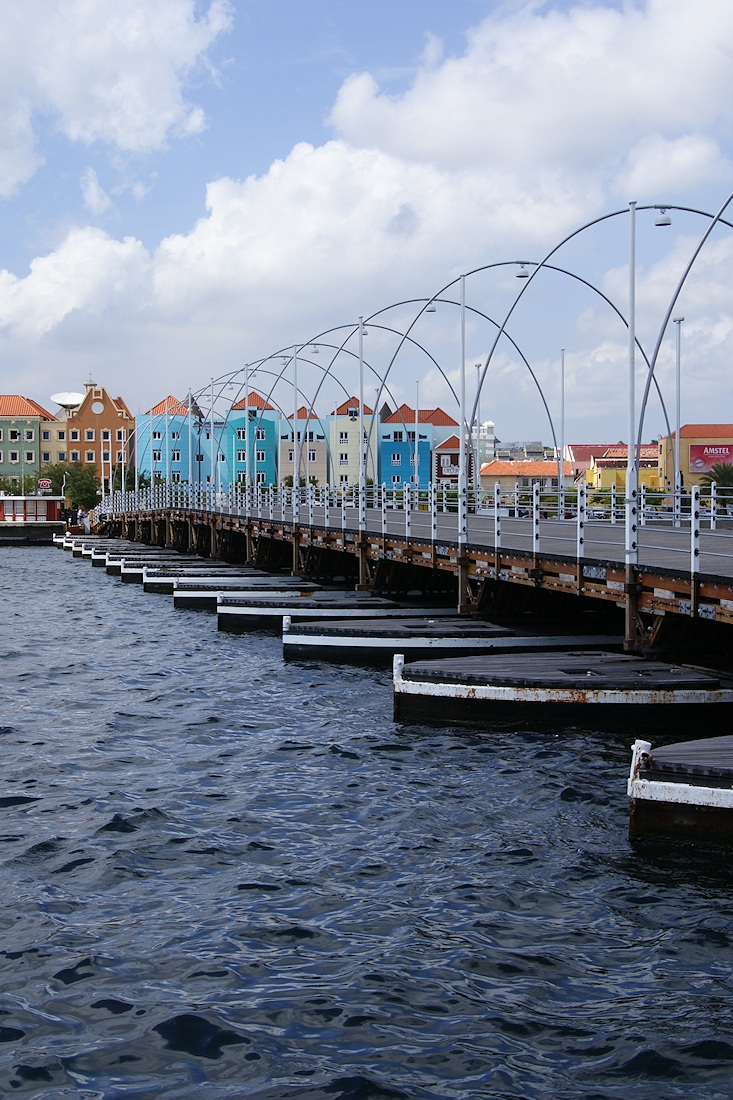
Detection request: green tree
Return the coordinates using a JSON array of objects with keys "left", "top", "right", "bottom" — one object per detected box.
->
[
  {"left": 700, "top": 462, "right": 733, "bottom": 511},
  {"left": 40, "top": 462, "right": 101, "bottom": 509},
  {"left": 700, "top": 462, "right": 733, "bottom": 490}
]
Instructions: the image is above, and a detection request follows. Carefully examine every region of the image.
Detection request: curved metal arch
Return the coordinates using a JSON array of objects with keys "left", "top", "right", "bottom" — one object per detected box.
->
[{"left": 636, "top": 190, "right": 733, "bottom": 454}]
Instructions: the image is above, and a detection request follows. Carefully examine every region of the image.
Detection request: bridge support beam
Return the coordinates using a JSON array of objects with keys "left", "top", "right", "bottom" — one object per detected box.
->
[{"left": 624, "top": 565, "right": 641, "bottom": 652}]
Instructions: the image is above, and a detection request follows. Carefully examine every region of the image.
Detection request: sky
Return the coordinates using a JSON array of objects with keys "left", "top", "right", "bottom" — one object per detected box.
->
[{"left": 1, "top": 0, "right": 732, "bottom": 446}]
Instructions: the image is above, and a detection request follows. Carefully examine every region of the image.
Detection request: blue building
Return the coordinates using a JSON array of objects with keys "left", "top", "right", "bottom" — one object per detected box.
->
[
  {"left": 227, "top": 392, "right": 279, "bottom": 487},
  {"left": 378, "top": 404, "right": 458, "bottom": 489},
  {"left": 135, "top": 397, "right": 195, "bottom": 486}
]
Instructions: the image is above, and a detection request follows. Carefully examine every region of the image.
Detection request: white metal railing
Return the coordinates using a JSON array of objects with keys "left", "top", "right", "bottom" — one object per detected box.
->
[{"left": 97, "top": 479, "right": 733, "bottom": 579}]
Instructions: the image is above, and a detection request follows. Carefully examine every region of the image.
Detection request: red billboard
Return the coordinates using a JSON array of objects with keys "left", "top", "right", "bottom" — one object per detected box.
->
[{"left": 689, "top": 444, "right": 733, "bottom": 473}]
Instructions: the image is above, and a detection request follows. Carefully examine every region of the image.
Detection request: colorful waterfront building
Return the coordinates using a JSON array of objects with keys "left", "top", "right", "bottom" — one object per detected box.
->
[
  {"left": 66, "top": 381, "right": 135, "bottom": 492},
  {"left": 229, "top": 391, "right": 279, "bottom": 486},
  {"left": 135, "top": 396, "right": 196, "bottom": 487},
  {"left": 658, "top": 424, "right": 733, "bottom": 488},
  {"left": 0, "top": 395, "right": 58, "bottom": 489},
  {"left": 328, "top": 398, "right": 376, "bottom": 488},
  {"left": 378, "top": 405, "right": 458, "bottom": 489},
  {"left": 279, "top": 406, "right": 329, "bottom": 486}
]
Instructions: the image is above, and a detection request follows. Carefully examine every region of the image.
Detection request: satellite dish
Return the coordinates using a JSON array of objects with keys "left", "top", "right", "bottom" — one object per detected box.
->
[{"left": 51, "top": 391, "right": 85, "bottom": 410}]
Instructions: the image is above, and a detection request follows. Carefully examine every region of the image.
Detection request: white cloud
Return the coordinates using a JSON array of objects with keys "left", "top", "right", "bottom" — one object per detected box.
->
[
  {"left": 329, "top": 0, "right": 733, "bottom": 193},
  {"left": 81, "top": 167, "right": 112, "bottom": 215},
  {"left": 1, "top": 0, "right": 733, "bottom": 440},
  {"left": 616, "top": 134, "right": 731, "bottom": 198},
  {"left": 0, "top": 227, "right": 151, "bottom": 336},
  {"left": 0, "top": 0, "right": 233, "bottom": 195}
]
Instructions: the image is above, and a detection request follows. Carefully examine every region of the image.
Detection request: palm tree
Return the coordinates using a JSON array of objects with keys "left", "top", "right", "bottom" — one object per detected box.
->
[{"left": 700, "top": 463, "right": 733, "bottom": 512}]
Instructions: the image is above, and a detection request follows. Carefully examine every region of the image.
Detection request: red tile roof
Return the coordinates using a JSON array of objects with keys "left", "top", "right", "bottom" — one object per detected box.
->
[
  {"left": 231, "top": 390, "right": 275, "bottom": 411},
  {"left": 566, "top": 443, "right": 618, "bottom": 467},
  {"left": 332, "top": 397, "right": 374, "bottom": 416},
  {"left": 288, "top": 405, "right": 323, "bottom": 421},
  {"left": 146, "top": 395, "right": 190, "bottom": 416},
  {"left": 679, "top": 424, "right": 733, "bottom": 438},
  {"left": 602, "top": 444, "right": 658, "bottom": 459},
  {"left": 0, "top": 395, "right": 57, "bottom": 419},
  {"left": 383, "top": 404, "right": 458, "bottom": 427},
  {"left": 480, "top": 459, "right": 573, "bottom": 477},
  {"left": 435, "top": 434, "right": 460, "bottom": 451}
]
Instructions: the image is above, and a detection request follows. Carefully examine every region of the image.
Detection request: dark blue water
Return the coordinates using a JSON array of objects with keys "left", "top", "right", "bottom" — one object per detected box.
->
[{"left": 1, "top": 547, "right": 733, "bottom": 1099}]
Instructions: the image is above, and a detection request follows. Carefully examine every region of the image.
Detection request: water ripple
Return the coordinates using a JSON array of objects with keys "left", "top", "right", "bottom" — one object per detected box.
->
[{"left": 0, "top": 547, "right": 732, "bottom": 1098}]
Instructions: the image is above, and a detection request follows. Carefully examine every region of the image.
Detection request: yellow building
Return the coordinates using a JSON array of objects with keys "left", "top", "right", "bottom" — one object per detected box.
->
[
  {"left": 585, "top": 444, "right": 661, "bottom": 492},
  {"left": 658, "top": 424, "right": 733, "bottom": 488}
]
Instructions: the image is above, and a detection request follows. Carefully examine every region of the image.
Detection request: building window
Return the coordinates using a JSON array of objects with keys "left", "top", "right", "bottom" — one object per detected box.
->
[
  {"left": 237, "top": 429, "right": 246, "bottom": 440},
  {"left": 0, "top": 429, "right": 3, "bottom": 440},
  {"left": 288, "top": 449, "right": 294, "bottom": 461},
  {"left": 171, "top": 450, "right": 181, "bottom": 462},
  {"left": 308, "top": 449, "right": 316, "bottom": 462},
  {"left": 9, "top": 429, "right": 19, "bottom": 441},
  {"left": 86, "top": 451, "right": 95, "bottom": 462},
  {"left": 237, "top": 471, "right": 246, "bottom": 483},
  {"left": 25, "top": 430, "right": 34, "bottom": 442},
  {"left": 70, "top": 451, "right": 80, "bottom": 462},
  {"left": 153, "top": 431, "right": 162, "bottom": 440},
  {"left": 407, "top": 431, "right": 415, "bottom": 442},
  {"left": 219, "top": 453, "right": 226, "bottom": 462},
  {"left": 340, "top": 453, "right": 349, "bottom": 466},
  {"left": 57, "top": 431, "right": 65, "bottom": 441},
  {"left": 152, "top": 450, "right": 162, "bottom": 462},
  {"left": 25, "top": 451, "right": 34, "bottom": 464},
  {"left": 9, "top": 451, "right": 18, "bottom": 463},
  {"left": 85, "top": 429, "right": 95, "bottom": 441},
  {"left": 171, "top": 471, "right": 181, "bottom": 483},
  {"left": 392, "top": 453, "right": 401, "bottom": 466},
  {"left": 256, "top": 449, "right": 266, "bottom": 462},
  {"left": 256, "top": 427, "right": 266, "bottom": 440},
  {"left": 393, "top": 431, "right": 403, "bottom": 442},
  {"left": 102, "top": 451, "right": 110, "bottom": 462},
  {"left": 58, "top": 451, "right": 66, "bottom": 461},
  {"left": 237, "top": 450, "right": 246, "bottom": 462},
  {"left": 392, "top": 475, "right": 401, "bottom": 485},
  {"left": 171, "top": 431, "right": 180, "bottom": 440},
  {"left": 70, "top": 429, "right": 80, "bottom": 441},
  {"left": 116, "top": 429, "right": 125, "bottom": 441},
  {"left": 340, "top": 474, "right": 349, "bottom": 485},
  {"left": 339, "top": 431, "right": 348, "bottom": 444},
  {"left": 0, "top": 451, "right": 3, "bottom": 462},
  {"left": 256, "top": 471, "right": 266, "bottom": 484},
  {"left": 116, "top": 451, "right": 123, "bottom": 463},
  {"left": 101, "top": 430, "right": 110, "bottom": 441},
  {"left": 42, "top": 451, "right": 50, "bottom": 463},
  {"left": 42, "top": 430, "right": 50, "bottom": 441}
]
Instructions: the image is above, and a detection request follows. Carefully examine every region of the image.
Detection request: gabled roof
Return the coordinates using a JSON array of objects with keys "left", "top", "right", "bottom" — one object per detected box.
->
[
  {"left": 602, "top": 444, "right": 658, "bottom": 460},
  {"left": 232, "top": 390, "right": 275, "bottom": 411},
  {"left": 383, "top": 404, "right": 458, "bottom": 427},
  {"left": 0, "top": 395, "right": 57, "bottom": 419},
  {"left": 332, "top": 397, "right": 374, "bottom": 416},
  {"left": 146, "top": 395, "right": 189, "bottom": 416},
  {"left": 480, "top": 459, "right": 573, "bottom": 477},
  {"left": 566, "top": 443, "right": 618, "bottom": 467},
  {"left": 435, "top": 434, "right": 461, "bottom": 451},
  {"left": 288, "top": 405, "right": 322, "bottom": 421}
]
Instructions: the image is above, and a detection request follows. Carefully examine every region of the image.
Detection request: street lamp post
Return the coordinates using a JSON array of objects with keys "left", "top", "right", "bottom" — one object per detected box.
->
[
  {"left": 358, "top": 318, "right": 366, "bottom": 534},
  {"left": 673, "top": 316, "right": 684, "bottom": 527},
  {"left": 458, "top": 275, "right": 467, "bottom": 548}
]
